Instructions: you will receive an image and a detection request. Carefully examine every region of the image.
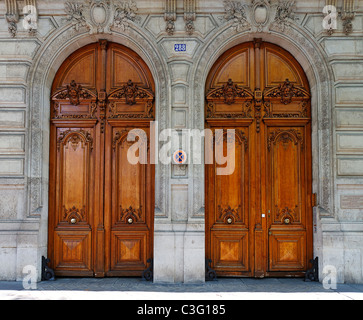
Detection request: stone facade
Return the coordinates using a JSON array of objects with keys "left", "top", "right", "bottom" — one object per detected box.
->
[{"left": 0, "top": 0, "right": 362, "bottom": 284}]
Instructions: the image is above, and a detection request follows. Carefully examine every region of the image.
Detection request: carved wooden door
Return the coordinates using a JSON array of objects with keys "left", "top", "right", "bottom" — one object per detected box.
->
[
  {"left": 48, "top": 41, "right": 155, "bottom": 277},
  {"left": 205, "top": 40, "right": 313, "bottom": 278}
]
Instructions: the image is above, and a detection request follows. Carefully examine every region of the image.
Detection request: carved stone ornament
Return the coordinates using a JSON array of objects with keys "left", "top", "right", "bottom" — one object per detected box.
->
[
  {"left": 165, "top": 0, "right": 176, "bottom": 35},
  {"left": 273, "top": 0, "right": 295, "bottom": 31},
  {"left": 5, "top": 0, "right": 19, "bottom": 37},
  {"left": 341, "top": 0, "right": 355, "bottom": 35},
  {"left": 221, "top": 0, "right": 296, "bottom": 33},
  {"left": 184, "top": 0, "right": 196, "bottom": 35},
  {"left": 220, "top": 0, "right": 250, "bottom": 32},
  {"left": 23, "top": 0, "right": 38, "bottom": 35},
  {"left": 64, "top": 0, "right": 139, "bottom": 34},
  {"left": 251, "top": 0, "right": 273, "bottom": 32}
]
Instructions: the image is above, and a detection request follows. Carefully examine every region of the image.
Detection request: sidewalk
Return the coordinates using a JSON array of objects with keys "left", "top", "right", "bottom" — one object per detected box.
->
[{"left": 1, "top": 277, "right": 363, "bottom": 300}]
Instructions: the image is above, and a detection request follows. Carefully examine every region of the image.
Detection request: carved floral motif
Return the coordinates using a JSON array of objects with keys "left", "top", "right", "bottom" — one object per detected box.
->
[
  {"left": 264, "top": 79, "right": 309, "bottom": 105},
  {"left": 218, "top": 205, "right": 242, "bottom": 224},
  {"left": 273, "top": 0, "right": 296, "bottom": 31},
  {"left": 63, "top": 206, "right": 86, "bottom": 224},
  {"left": 57, "top": 129, "right": 94, "bottom": 151},
  {"left": 207, "top": 79, "right": 254, "bottom": 105},
  {"left": 221, "top": 0, "right": 250, "bottom": 32},
  {"left": 110, "top": 80, "right": 146, "bottom": 105},
  {"left": 64, "top": 0, "right": 139, "bottom": 34},
  {"left": 275, "top": 205, "right": 298, "bottom": 224},
  {"left": 267, "top": 129, "right": 304, "bottom": 151},
  {"left": 119, "top": 206, "right": 142, "bottom": 224},
  {"left": 54, "top": 80, "right": 93, "bottom": 106}
]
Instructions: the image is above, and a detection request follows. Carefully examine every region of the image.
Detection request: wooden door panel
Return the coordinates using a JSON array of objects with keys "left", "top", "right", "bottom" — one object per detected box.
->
[
  {"left": 56, "top": 128, "right": 94, "bottom": 226},
  {"left": 213, "top": 129, "right": 249, "bottom": 227},
  {"left": 211, "top": 231, "right": 249, "bottom": 273},
  {"left": 264, "top": 47, "right": 305, "bottom": 87},
  {"left": 55, "top": 46, "right": 98, "bottom": 91},
  {"left": 108, "top": 44, "right": 154, "bottom": 91},
  {"left": 267, "top": 127, "right": 305, "bottom": 227},
  {"left": 105, "top": 124, "right": 153, "bottom": 275},
  {"left": 111, "top": 128, "right": 146, "bottom": 227},
  {"left": 110, "top": 232, "right": 148, "bottom": 273},
  {"left": 207, "top": 127, "right": 251, "bottom": 275},
  {"left": 269, "top": 231, "right": 306, "bottom": 271},
  {"left": 54, "top": 231, "right": 93, "bottom": 275}
]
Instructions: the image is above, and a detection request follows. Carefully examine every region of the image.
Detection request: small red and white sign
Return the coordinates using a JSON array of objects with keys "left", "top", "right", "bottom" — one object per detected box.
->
[{"left": 173, "top": 150, "right": 187, "bottom": 165}]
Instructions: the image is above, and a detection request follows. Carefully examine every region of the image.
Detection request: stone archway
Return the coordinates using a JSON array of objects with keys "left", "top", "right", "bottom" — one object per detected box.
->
[
  {"left": 26, "top": 25, "right": 169, "bottom": 280},
  {"left": 191, "top": 23, "right": 335, "bottom": 280}
]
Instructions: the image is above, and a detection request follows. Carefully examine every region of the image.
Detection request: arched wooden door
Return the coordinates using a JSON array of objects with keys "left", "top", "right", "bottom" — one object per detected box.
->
[
  {"left": 205, "top": 40, "right": 313, "bottom": 278},
  {"left": 48, "top": 41, "right": 155, "bottom": 277}
]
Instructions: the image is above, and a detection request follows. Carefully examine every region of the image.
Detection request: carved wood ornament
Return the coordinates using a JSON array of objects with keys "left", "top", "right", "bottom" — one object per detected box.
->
[
  {"left": 206, "top": 78, "right": 310, "bottom": 129},
  {"left": 119, "top": 206, "right": 143, "bottom": 224},
  {"left": 57, "top": 129, "right": 94, "bottom": 152},
  {"left": 218, "top": 205, "right": 242, "bottom": 225}
]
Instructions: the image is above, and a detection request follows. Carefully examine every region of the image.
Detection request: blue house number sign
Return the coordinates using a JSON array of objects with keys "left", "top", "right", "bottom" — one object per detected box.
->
[{"left": 174, "top": 44, "right": 186, "bottom": 52}]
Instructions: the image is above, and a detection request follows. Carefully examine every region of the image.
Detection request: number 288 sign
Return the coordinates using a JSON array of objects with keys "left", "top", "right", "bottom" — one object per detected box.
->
[{"left": 174, "top": 44, "right": 187, "bottom": 52}]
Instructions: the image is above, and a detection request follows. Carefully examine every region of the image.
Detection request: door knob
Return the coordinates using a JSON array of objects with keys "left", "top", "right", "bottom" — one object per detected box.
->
[
  {"left": 70, "top": 218, "right": 77, "bottom": 224},
  {"left": 127, "top": 218, "right": 134, "bottom": 224}
]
